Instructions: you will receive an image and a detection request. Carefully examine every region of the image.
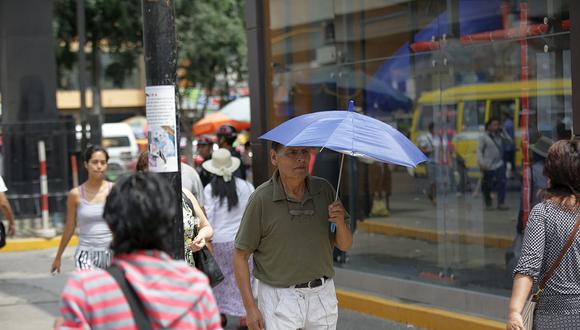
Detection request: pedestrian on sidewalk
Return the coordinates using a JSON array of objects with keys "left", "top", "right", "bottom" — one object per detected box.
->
[
  {"left": 136, "top": 151, "right": 213, "bottom": 267},
  {"left": 0, "top": 175, "right": 16, "bottom": 237},
  {"left": 56, "top": 172, "right": 222, "bottom": 330},
  {"left": 51, "top": 145, "right": 113, "bottom": 273},
  {"left": 477, "top": 118, "right": 512, "bottom": 210},
  {"left": 507, "top": 139, "right": 580, "bottom": 329},
  {"left": 233, "top": 142, "right": 353, "bottom": 330},
  {"left": 202, "top": 148, "right": 255, "bottom": 329}
]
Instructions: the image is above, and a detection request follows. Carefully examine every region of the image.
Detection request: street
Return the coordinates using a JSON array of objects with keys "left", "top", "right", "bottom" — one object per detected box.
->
[{"left": 0, "top": 248, "right": 417, "bottom": 330}]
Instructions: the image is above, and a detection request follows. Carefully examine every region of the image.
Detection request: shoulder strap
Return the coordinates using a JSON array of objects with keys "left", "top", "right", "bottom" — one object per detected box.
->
[
  {"left": 79, "top": 184, "right": 85, "bottom": 199},
  {"left": 107, "top": 265, "right": 153, "bottom": 330},
  {"left": 487, "top": 133, "right": 503, "bottom": 154},
  {"left": 534, "top": 214, "right": 580, "bottom": 300}
]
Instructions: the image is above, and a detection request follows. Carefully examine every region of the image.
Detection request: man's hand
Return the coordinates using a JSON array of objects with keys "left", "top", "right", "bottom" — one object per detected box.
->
[
  {"left": 246, "top": 305, "right": 265, "bottom": 330},
  {"left": 328, "top": 200, "right": 345, "bottom": 226},
  {"left": 7, "top": 222, "right": 15, "bottom": 236}
]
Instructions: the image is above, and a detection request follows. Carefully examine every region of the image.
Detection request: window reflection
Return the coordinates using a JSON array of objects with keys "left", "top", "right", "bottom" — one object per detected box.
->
[{"left": 264, "top": 0, "right": 572, "bottom": 297}]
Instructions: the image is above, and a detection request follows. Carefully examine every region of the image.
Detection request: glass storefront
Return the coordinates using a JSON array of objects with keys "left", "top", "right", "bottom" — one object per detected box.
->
[{"left": 261, "top": 0, "right": 572, "bottom": 297}]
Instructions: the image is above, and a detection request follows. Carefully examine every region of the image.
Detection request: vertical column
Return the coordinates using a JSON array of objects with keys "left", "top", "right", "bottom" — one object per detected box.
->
[
  {"left": 141, "top": 0, "right": 184, "bottom": 259},
  {"left": 246, "top": 0, "right": 270, "bottom": 186},
  {"left": 571, "top": 0, "right": 580, "bottom": 137}
]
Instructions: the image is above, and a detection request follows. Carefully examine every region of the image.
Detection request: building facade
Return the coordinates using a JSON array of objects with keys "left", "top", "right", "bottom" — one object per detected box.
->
[{"left": 246, "top": 0, "right": 579, "bottom": 320}]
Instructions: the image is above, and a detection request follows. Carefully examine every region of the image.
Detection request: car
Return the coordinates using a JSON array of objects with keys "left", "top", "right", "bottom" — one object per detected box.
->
[{"left": 101, "top": 122, "right": 139, "bottom": 173}]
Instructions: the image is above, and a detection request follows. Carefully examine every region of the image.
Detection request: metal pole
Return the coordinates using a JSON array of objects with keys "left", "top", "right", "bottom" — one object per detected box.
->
[
  {"left": 141, "top": 0, "right": 184, "bottom": 259},
  {"left": 37, "top": 141, "right": 55, "bottom": 238},
  {"left": 76, "top": 0, "right": 88, "bottom": 152}
]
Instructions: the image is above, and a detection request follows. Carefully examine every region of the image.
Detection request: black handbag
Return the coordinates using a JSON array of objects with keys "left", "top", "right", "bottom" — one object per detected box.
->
[
  {"left": 183, "top": 193, "right": 224, "bottom": 287},
  {"left": 0, "top": 221, "right": 6, "bottom": 248},
  {"left": 193, "top": 245, "right": 225, "bottom": 287}
]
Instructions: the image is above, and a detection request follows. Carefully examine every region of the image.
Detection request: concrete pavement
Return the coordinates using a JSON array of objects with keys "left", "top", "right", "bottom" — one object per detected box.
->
[{"left": 0, "top": 248, "right": 422, "bottom": 330}]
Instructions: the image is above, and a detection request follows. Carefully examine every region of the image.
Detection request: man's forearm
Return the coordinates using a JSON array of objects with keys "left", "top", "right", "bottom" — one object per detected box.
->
[
  {"left": 233, "top": 251, "right": 256, "bottom": 310},
  {"left": 1, "top": 203, "right": 14, "bottom": 225},
  {"left": 335, "top": 222, "right": 353, "bottom": 251}
]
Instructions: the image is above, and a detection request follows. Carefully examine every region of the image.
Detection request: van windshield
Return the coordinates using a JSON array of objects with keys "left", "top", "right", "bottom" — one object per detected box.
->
[{"left": 103, "top": 136, "right": 131, "bottom": 148}]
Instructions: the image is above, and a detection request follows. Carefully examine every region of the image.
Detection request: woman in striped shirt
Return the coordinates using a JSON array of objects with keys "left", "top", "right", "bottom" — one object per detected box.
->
[{"left": 56, "top": 172, "right": 222, "bottom": 330}]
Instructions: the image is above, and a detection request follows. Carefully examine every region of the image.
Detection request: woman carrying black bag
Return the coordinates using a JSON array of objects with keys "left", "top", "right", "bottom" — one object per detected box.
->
[
  {"left": 202, "top": 148, "right": 255, "bottom": 330},
  {"left": 136, "top": 152, "right": 214, "bottom": 270},
  {"left": 507, "top": 140, "right": 580, "bottom": 330}
]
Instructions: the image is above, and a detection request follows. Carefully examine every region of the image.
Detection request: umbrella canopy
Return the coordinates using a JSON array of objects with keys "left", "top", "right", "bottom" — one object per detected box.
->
[
  {"left": 259, "top": 101, "right": 427, "bottom": 168},
  {"left": 193, "top": 97, "right": 251, "bottom": 135}
]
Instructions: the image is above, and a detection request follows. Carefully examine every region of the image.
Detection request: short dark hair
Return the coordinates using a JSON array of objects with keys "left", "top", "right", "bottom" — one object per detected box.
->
[
  {"left": 84, "top": 145, "right": 109, "bottom": 163},
  {"left": 271, "top": 141, "right": 283, "bottom": 152},
  {"left": 485, "top": 117, "right": 500, "bottom": 130},
  {"left": 104, "top": 172, "right": 176, "bottom": 254},
  {"left": 543, "top": 140, "right": 580, "bottom": 208}
]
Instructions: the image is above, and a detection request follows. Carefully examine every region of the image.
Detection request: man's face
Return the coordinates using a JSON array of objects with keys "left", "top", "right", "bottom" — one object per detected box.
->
[
  {"left": 271, "top": 146, "right": 310, "bottom": 179},
  {"left": 197, "top": 144, "right": 213, "bottom": 158},
  {"left": 488, "top": 120, "right": 500, "bottom": 133}
]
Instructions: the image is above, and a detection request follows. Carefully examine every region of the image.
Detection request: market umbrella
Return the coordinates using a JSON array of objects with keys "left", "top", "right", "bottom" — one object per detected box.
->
[
  {"left": 259, "top": 100, "right": 427, "bottom": 231},
  {"left": 193, "top": 97, "right": 251, "bottom": 135}
]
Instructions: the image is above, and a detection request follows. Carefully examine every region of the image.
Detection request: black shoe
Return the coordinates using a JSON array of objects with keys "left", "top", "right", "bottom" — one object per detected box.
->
[{"left": 220, "top": 314, "right": 227, "bottom": 327}]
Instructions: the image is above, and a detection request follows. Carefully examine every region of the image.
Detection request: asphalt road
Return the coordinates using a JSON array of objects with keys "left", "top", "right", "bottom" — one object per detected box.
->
[{"left": 0, "top": 248, "right": 418, "bottom": 330}]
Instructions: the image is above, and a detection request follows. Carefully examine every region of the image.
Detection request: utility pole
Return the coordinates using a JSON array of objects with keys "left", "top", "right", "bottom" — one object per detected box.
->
[{"left": 141, "top": 0, "right": 184, "bottom": 259}]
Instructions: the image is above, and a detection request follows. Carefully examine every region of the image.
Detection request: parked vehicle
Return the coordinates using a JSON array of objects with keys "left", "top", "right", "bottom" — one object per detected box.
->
[
  {"left": 410, "top": 79, "right": 571, "bottom": 178},
  {"left": 102, "top": 123, "right": 139, "bottom": 174}
]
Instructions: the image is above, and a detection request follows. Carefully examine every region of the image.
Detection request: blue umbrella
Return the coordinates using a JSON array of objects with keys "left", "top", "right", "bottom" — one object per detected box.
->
[
  {"left": 259, "top": 100, "right": 427, "bottom": 231},
  {"left": 260, "top": 100, "right": 426, "bottom": 167}
]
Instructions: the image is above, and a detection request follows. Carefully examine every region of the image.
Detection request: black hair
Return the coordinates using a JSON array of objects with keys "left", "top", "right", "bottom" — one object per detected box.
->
[
  {"left": 428, "top": 122, "right": 434, "bottom": 131},
  {"left": 485, "top": 117, "right": 500, "bottom": 130},
  {"left": 84, "top": 145, "right": 109, "bottom": 162},
  {"left": 104, "top": 172, "right": 175, "bottom": 254},
  {"left": 210, "top": 175, "right": 239, "bottom": 211}
]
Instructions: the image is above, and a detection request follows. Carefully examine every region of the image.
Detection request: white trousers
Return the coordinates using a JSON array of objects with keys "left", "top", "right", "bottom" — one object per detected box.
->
[{"left": 257, "top": 279, "right": 338, "bottom": 330}]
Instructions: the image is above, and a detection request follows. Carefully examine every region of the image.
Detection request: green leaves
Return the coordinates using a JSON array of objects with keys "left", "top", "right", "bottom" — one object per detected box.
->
[{"left": 53, "top": 0, "right": 246, "bottom": 95}]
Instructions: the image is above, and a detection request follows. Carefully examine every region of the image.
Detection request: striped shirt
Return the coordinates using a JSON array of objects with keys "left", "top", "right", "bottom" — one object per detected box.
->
[{"left": 57, "top": 250, "right": 222, "bottom": 330}]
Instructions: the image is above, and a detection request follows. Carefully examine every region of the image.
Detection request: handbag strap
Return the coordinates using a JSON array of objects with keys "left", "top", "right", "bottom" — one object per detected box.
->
[
  {"left": 107, "top": 265, "right": 154, "bottom": 330},
  {"left": 534, "top": 213, "right": 580, "bottom": 300}
]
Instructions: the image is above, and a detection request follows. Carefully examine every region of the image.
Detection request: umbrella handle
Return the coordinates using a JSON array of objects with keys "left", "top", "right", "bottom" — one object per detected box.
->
[{"left": 331, "top": 154, "right": 345, "bottom": 233}]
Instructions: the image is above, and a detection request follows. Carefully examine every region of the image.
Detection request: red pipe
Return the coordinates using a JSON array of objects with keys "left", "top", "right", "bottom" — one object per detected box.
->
[
  {"left": 520, "top": 2, "right": 532, "bottom": 228},
  {"left": 410, "top": 19, "right": 570, "bottom": 53},
  {"left": 409, "top": 40, "right": 440, "bottom": 53},
  {"left": 460, "top": 23, "right": 548, "bottom": 44}
]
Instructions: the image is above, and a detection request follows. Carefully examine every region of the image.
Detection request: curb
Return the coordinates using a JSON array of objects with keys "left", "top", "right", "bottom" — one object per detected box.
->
[
  {"left": 0, "top": 236, "right": 78, "bottom": 252},
  {"left": 336, "top": 288, "right": 504, "bottom": 330},
  {"left": 358, "top": 220, "right": 512, "bottom": 249}
]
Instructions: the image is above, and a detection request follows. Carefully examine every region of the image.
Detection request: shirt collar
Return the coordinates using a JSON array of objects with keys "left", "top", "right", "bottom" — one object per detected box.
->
[{"left": 271, "top": 170, "right": 321, "bottom": 202}]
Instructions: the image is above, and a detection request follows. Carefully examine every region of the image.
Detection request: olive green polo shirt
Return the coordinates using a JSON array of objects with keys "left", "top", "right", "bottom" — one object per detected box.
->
[{"left": 235, "top": 171, "right": 350, "bottom": 287}]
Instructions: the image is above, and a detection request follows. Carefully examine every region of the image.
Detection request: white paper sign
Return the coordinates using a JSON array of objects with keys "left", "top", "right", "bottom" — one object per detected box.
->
[{"left": 145, "top": 85, "right": 178, "bottom": 173}]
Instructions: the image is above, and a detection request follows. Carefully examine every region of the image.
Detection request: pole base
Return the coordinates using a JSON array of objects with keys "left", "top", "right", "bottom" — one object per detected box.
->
[{"left": 34, "top": 228, "right": 57, "bottom": 239}]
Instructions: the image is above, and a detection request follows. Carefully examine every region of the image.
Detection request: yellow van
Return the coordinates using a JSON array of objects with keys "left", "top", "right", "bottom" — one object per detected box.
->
[{"left": 410, "top": 79, "right": 572, "bottom": 178}]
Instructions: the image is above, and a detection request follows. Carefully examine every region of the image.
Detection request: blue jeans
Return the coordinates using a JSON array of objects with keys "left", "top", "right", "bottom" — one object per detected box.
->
[{"left": 482, "top": 165, "right": 506, "bottom": 207}]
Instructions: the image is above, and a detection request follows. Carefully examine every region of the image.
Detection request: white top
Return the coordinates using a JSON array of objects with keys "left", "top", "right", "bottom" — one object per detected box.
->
[
  {"left": 0, "top": 176, "right": 7, "bottom": 192},
  {"left": 203, "top": 177, "right": 254, "bottom": 243}
]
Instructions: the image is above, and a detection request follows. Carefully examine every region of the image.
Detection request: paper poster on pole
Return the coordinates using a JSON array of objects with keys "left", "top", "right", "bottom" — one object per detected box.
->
[{"left": 145, "top": 85, "right": 178, "bottom": 173}]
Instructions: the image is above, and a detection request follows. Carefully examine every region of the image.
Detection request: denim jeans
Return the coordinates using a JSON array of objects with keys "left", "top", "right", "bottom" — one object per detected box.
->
[{"left": 482, "top": 165, "right": 507, "bottom": 206}]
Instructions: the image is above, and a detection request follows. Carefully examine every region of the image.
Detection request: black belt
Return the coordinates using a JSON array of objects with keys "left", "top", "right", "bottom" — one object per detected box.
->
[{"left": 294, "top": 276, "right": 329, "bottom": 289}]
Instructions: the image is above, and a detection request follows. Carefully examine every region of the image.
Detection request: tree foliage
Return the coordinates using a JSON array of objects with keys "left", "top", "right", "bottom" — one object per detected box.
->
[
  {"left": 175, "top": 0, "right": 246, "bottom": 106},
  {"left": 53, "top": 0, "right": 143, "bottom": 89},
  {"left": 53, "top": 0, "right": 247, "bottom": 97}
]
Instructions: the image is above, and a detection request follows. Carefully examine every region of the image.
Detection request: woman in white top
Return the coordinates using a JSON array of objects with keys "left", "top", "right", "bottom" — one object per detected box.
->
[
  {"left": 51, "top": 145, "right": 113, "bottom": 273},
  {"left": 202, "top": 148, "right": 255, "bottom": 328}
]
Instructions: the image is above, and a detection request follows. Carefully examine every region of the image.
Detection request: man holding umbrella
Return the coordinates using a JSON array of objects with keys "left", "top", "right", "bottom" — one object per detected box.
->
[{"left": 233, "top": 141, "right": 353, "bottom": 330}]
